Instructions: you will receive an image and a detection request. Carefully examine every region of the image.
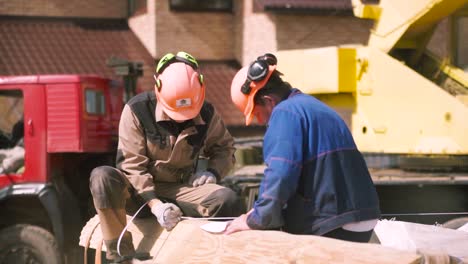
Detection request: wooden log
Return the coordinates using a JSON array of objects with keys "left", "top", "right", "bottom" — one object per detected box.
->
[{"left": 79, "top": 215, "right": 421, "bottom": 263}]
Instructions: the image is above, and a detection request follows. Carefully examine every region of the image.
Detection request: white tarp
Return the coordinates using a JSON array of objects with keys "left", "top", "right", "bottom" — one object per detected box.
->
[
  {"left": 374, "top": 220, "right": 468, "bottom": 260},
  {"left": 457, "top": 223, "right": 468, "bottom": 233}
]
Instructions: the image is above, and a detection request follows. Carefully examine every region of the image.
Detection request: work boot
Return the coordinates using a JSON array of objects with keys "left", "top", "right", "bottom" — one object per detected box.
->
[
  {"left": 104, "top": 232, "right": 135, "bottom": 262},
  {"left": 108, "top": 253, "right": 151, "bottom": 264},
  {"left": 104, "top": 232, "right": 151, "bottom": 264}
]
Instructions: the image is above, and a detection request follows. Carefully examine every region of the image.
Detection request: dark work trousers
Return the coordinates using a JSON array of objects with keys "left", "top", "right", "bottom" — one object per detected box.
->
[
  {"left": 89, "top": 165, "right": 244, "bottom": 218},
  {"left": 89, "top": 165, "right": 244, "bottom": 260},
  {"left": 322, "top": 227, "right": 373, "bottom": 243}
]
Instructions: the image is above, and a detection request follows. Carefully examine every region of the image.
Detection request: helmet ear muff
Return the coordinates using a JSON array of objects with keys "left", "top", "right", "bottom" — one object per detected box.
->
[
  {"left": 155, "top": 51, "right": 204, "bottom": 90},
  {"left": 155, "top": 78, "right": 162, "bottom": 91},
  {"left": 198, "top": 73, "right": 204, "bottom": 86},
  {"left": 258, "top": 53, "right": 277, "bottom": 66}
]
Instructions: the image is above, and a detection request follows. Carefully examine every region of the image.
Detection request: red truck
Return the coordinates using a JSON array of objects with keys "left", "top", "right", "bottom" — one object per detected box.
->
[{"left": 0, "top": 75, "right": 123, "bottom": 263}]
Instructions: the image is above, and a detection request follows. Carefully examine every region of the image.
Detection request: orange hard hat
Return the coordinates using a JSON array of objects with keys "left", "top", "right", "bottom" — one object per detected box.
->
[
  {"left": 231, "top": 54, "right": 277, "bottom": 125},
  {"left": 154, "top": 52, "right": 205, "bottom": 121}
]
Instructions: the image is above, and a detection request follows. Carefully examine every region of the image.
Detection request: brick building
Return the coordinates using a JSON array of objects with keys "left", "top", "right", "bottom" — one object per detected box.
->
[{"left": 0, "top": 0, "right": 462, "bottom": 129}]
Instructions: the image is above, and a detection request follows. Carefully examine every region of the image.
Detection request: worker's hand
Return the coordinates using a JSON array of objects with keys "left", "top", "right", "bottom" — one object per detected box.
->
[
  {"left": 224, "top": 213, "right": 252, "bottom": 235},
  {"left": 188, "top": 170, "right": 216, "bottom": 187},
  {"left": 151, "top": 202, "right": 182, "bottom": 231}
]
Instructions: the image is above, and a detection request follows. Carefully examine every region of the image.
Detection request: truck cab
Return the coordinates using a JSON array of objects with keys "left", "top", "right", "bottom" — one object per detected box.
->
[{"left": 0, "top": 75, "right": 123, "bottom": 263}]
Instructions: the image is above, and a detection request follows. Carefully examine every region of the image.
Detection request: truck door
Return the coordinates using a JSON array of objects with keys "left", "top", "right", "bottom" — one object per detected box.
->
[{"left": 0, "top": 84, "right": 47, "bottom": 188}]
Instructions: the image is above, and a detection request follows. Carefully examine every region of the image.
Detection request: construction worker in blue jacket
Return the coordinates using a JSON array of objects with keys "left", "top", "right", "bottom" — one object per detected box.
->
[{"left": 227, "top": 53, "right": 380, "bottom": 242}]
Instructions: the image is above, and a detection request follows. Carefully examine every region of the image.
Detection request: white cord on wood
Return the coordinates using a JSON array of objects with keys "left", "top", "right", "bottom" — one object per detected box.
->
[{"left": 117, "top": 201, "right": 149, "bottom": 257}]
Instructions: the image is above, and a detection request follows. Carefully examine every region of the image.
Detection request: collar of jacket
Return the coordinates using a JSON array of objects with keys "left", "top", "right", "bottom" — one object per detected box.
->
[
  {"left": 288, "top": 88, "right": 302, "bottom": 99},
  {"left": 155, "top": 102, "right": 206, "bottom": 125}
]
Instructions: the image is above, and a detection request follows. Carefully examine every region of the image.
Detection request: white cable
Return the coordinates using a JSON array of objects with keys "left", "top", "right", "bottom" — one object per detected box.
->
[
  {"left": 181, "top": 216, "right": 236, "bottom": 221},
  {"left": 116, "top": 204, "right": 236, "bottom": 256},
  {"left": 117, "top": 201, "right": 149, "bottom": 257}
]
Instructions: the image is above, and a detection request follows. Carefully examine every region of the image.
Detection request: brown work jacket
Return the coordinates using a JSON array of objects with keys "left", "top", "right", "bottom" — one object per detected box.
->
[{"left": 116, "top": 93, "right": 235, "bottom": 202}]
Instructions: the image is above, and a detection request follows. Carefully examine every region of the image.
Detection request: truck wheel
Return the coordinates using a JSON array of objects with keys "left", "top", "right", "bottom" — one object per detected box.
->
[
  {"left": 442, "top": 217, "right": 468, "bottom": 230},
  {"left": 0, "top": 224, "right": 62, "bottom": 264}
]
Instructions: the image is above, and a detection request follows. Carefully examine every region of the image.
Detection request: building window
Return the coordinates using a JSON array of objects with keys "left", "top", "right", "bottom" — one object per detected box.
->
[
  {"left": 169, "top": 0, "right": 233, "bottom": 12},
  {"left": 85, "top": 89, "right": 105, "bottom": 115}
]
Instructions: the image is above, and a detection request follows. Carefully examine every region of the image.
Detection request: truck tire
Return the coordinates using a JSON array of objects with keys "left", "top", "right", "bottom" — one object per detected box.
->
[
  {"left": 0, "top": 224, "right": 62, "bottom": 264},
  {"left": 442, "top": 217, "right": 468, "bottom": 230}
]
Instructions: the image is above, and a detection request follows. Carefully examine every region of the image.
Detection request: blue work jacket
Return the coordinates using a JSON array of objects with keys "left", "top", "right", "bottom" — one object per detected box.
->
[{"left": 246, "top": 89, "right": 380, "bottom": 235}]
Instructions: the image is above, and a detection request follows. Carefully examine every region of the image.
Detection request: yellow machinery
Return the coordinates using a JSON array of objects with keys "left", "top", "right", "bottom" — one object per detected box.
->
[{"left": 274, "top": 0, "right": 468, "bottom": 226}]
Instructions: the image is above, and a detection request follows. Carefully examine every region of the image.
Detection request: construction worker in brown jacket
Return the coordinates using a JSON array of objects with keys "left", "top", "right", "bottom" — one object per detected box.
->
[{"left": 89, "top": 51, "right": 243, "bottom": 263}]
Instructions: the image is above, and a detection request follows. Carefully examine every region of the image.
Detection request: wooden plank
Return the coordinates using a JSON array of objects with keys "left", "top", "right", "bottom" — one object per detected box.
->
[
  {"left": 80, "top": 215, "right": 421, "bottom": 263},
  {"left": 157, "top": 221, "right": 421, "bottom": 264}
]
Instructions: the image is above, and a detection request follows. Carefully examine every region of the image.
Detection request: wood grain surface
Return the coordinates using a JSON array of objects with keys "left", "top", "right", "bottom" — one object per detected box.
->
[{"left": 80, "top": 215, "right": 421, "bottom": 263}]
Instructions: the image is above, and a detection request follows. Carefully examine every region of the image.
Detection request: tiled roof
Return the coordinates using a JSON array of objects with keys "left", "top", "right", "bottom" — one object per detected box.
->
[
  {"left": 0, "top": 16, "right": 155, "bottom": 92},
  {"left": 200, "top": 61, "right": 244, "bottom": 126},
  {"left": 255, "top": 0, "right": 353, "bottom": 13},
  {"left": 0, "top": 16, "right": 245, "bottom": 126}
]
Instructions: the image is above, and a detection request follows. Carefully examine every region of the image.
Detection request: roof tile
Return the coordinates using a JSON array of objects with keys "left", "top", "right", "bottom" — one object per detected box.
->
[
  {"left": 0, "top": 17, "right": 245, "bottom": 126},
  {"left": 200, "top": 62, "right": 245, "bottom": 126}
]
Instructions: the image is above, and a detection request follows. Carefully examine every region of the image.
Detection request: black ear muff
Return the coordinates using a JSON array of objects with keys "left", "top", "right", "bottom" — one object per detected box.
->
[
  {"left": 258, "top": 53, "right": 277, "bottom": 66},
  {"left": 247, "top": 60, "right": 269, "bottom": 81},
  {"left": 241, "top": 80, "right": 252, "bottom": 95}
]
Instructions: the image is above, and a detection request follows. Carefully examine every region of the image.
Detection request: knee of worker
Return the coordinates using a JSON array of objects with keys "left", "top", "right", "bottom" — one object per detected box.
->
[
  {"left": 89, "top": 166, "right": 123, "bottom": 193},
  {"left": 89, "top": 166, "right": 127, "bottom": 209},
  {"left": 200, "top": 188, "right": 245, "bottom": 217}
]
